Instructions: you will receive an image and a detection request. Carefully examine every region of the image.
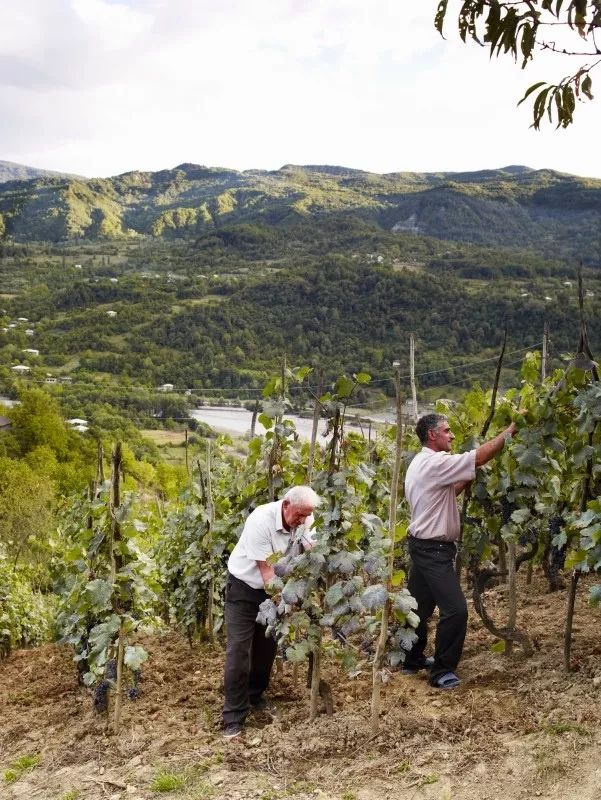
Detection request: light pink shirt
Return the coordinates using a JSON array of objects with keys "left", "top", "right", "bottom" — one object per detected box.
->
[{"left": 405, "top": 447, "right": 477, "bottom": 542}]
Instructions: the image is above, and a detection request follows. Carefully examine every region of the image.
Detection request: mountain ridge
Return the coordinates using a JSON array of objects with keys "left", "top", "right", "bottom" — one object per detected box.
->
[
  {"left": 0, "top": 159, "right": 84, "bottom": 183},
  {"left": 0, "top": 161, "right": 600, "bottom": 262}
]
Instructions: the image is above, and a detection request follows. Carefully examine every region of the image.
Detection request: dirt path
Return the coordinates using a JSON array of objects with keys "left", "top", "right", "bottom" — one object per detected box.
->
[{"left": 1, "top": 573, "right": 601, "bottom": 800}]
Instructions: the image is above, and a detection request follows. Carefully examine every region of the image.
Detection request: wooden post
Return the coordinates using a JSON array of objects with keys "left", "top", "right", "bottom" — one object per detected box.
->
[
  {"left": 309, "top": 629, "right": 322, "bottom": 721},
  {"left": 96, "top": 441, "right": 105, "bottom": 485},
  {"left": 541, "top": 322, "right": 550, "bottom": 382},
  {"left": 250, "top": 399, "right": 259, "bottom": 439},
  {"left": 564, "top": 571, "right": 580, "bottom": 671},
  {"left": 456, "top": 332, "right": 507, "bottom": 576},
  {"left": 185, "top": 428, "right": 189, "bottom": 478},
  {"left": 268, "top": 355, "right": 287, "bottom": 502},
  {"left": 205, "top": 441, "right": 215, "bottom": 643},
  {"left": 111, "top": 443, "right": 123, "bottom": 574},
  {"left": 110, "top": 443, "right": 124, "bottom": 734},
  {"left": 528, "top": 323, "right": 550, "bottom": 586},
  {"left": 564, "top": 264, "right": 598, "bottom": 670},
  {"left": 307, "top": 370, "right": 323, "bottom": 483},
  {"left": 409, "top": 333, "right": 418, "bottom": 423},
  {"left": 505, "top": 539, "right": 517, "bottom": 656},
  {"left": 370, "top": 362, "right": 403, "bottom": 734},
  {"left": 113, "top": 632, "right": 125, "bottom": 734}
]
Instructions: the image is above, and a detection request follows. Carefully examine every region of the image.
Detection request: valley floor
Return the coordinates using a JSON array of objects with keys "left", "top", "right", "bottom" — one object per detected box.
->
[{"left": 1, "top": 573, "right": 601, "bottom": 800}]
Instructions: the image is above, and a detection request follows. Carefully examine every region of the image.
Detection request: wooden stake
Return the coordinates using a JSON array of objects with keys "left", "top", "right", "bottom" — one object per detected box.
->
[
  {"left": 505, "top": 539, "right": 517, "bottom": 656},
  {"left": 409, "top": 333, "right": 418, "bottom": 423},
  {"left": 250, "top": 399, "right": 259, "bottom": 439},
  {"left": 370, "top": 363, "right": 403, "bottom": 734},
  {"left": 112, "top": 631, "right": 125, "bottom": 734},
  {"left": 205, "top": 441, "right": 215, "bottom": 643},
  {"left": 541, "top": 322, "right": 550, "bottom": 382},
  {"left": 307, "top": 369, "right": 323, "bottom": 482},
  {"left": 185, "top": 428, "right": 189, "bottom": 479},
  {"left": 309, "top": 630, "right": 322, "bottom": 721}
]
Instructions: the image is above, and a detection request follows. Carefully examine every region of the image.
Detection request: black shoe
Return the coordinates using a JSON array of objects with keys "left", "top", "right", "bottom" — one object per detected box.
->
[
  {"left": 223, "top": 722, "right": 243, "bottom": 739},
  {"left": 251, "top": 697, "right": 277, "bottom": 714},
  {"left": 401, "top": 656, "right": 435, "bottom": 675}
]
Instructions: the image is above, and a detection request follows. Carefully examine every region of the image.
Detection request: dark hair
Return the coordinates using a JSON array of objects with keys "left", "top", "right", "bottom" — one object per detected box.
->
[{"left": 415, "top": 413, "right": 447, "bottom": 445}]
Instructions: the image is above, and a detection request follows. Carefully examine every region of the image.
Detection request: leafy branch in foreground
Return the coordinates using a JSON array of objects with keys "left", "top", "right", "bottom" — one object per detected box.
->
[{"left": 435, "top": 0, "right": 601, "bottom": 128}]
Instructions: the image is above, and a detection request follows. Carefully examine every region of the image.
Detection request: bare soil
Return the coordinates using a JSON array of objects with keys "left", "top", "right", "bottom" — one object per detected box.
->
[{"left": 1, "top": 572, "right": 601, "bottom": 800}]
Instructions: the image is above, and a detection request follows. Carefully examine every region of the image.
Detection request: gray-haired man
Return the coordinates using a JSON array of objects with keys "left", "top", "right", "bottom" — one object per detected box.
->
[{"left": 222, "top": 485, "right": 321, "bottom": 737}]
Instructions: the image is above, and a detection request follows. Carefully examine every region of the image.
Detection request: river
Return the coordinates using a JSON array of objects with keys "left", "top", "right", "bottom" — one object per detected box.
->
[{"left": 189, "top": 405, "right": 395, "bottom": 443}]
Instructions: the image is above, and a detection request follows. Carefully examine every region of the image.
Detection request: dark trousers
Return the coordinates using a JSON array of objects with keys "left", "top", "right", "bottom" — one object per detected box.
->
[
  {"left": 406, "top": 537, "right": 468, "bottom": 684},
  {"left": 222, "top": 573, "right": 277, "bottom": 726}
]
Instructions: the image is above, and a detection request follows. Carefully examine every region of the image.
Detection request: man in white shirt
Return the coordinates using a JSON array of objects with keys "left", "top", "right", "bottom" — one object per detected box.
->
[
  {"left": 222, "top": 485, "right": 321, "bottom": 738},
  {"left": 404, "top": 413, "right": 518, "bottom": 689}
]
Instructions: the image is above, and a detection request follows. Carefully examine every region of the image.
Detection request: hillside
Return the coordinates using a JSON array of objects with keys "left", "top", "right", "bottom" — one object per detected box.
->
[
  {"left": 0, "top": 159, "right": 82, "bottom": 183},
  {"left": 1, "top": 223, "right": 599, "bottom": 418},
  {"left": 2, "top": 573, "right": 601, "bottom": 800},
  {"left": 0, "top": 163, "right": 600, "bottom": 261}
]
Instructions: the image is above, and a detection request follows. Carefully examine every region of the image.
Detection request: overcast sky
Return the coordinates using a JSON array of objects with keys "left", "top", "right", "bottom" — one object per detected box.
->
[{"left": 1, "top": 0, "right": 600, "bottom": 179}]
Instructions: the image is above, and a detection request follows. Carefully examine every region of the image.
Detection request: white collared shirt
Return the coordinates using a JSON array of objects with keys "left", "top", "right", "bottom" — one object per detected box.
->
[
  {"left": 227, "top": 500, "right": 314, "bottom": 589},
  {"left": 405, "top": 447, "right": 476, "bottom": 541}
]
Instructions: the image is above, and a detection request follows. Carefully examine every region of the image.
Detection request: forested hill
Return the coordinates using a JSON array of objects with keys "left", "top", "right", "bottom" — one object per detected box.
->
[
  {"left": 0, "top": 160, "right": 81, "bottom": 183},
  {"left": 0, "top": 162, "right": 600, "bottom": 261}
]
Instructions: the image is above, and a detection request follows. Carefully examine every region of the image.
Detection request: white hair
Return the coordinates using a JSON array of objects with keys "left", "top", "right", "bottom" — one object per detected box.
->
[{"left": 283, "top": 485, "right": 322, "bottom": 508}]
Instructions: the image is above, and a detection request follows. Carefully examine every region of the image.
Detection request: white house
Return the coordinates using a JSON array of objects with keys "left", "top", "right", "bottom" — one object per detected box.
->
[
  {"left": 12, "top": 365, "right": 30, "bottom": 373},
  {"left": 22, "top": 348, "right": 39, "bottom": 356},
  {"left": 17, "top": 317, "right": 28, "bottom": 322},
  {"left": 159, "top": 383, "right": 175, "bottom": 392},
  {"left": 25, "top": 329, "right": 35, "bottom": 336},
  {"left": 106, "top": 310, "right": 117, "bottom": 317},
  {"left": 68, "top": 418, "right": 88, "bottom": 426}
]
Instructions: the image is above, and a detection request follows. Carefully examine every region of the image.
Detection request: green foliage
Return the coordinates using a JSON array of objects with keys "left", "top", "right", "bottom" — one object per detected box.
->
[
  {"left": 56, "top": 470, "right": 160, "bottom": 685},
  {"left": 435, "top": 1, "right": 600, "bottom": 129},
  {"left": 151, "top": 770, "right": 187, "bottom": 792},
  {"left": 258, "top": 374, "right": 419, "bottom": 687},
  {"left": 0, "top": 456, "right": 54, "bottom": 569},
  {"left": 0, "top": 556, "right": 56, "bottom": 657},
  {"left": 2, "top": 753, "right": 40, "bottom": 783}
]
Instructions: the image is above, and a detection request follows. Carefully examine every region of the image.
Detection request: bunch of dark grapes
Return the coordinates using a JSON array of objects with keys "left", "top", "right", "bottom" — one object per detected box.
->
[
  {"left": 94, "top": 680, "right": 111, "bottom": 712},
  {"left": 500, "top": 496, "right": 517, "bottom": 525},
  {"left": 518, "top": 527, "right": 538, "bottom": 546},
  {"left": 548, "top": 516, "right": 566, "bottom": 580},
  {"left": 105, "top": 659, "right": 117, "bottom": 681},
  {"left": 127, "top": 669, "right": 141, "bottom": 701},
  {"left": 549, "top": 515, "right": 563, "bottom": 541},
  {"left": 479, "top": 497, "right": 495, "bottom": 516}
]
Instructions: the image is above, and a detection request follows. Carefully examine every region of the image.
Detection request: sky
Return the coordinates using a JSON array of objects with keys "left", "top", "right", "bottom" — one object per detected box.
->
[{"left": 1, "top": 0, "right": 600, "bottom": 179}]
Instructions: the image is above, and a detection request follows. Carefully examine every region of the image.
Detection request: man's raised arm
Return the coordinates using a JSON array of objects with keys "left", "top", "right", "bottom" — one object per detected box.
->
[{"left": 475, "top": 422, "right": 518, "bottom": 467}]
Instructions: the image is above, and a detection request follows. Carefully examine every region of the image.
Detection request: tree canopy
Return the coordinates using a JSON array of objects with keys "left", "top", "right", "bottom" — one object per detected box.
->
[{"left": 435, "top": 1, "right": 601, "bottom": 128}]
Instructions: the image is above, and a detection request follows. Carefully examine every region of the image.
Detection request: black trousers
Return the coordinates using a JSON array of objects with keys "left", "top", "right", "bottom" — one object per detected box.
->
[
  {"left": 222, "top": 573, "right": 277, "bottom": 725},
  {"left": 406, "top": 537, "right": 468, "bottom": 684}
]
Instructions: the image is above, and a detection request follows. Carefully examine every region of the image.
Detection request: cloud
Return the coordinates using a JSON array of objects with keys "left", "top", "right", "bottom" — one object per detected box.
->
[{"left": 1, "top": 0, "right": 600, "bottom": 178}]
